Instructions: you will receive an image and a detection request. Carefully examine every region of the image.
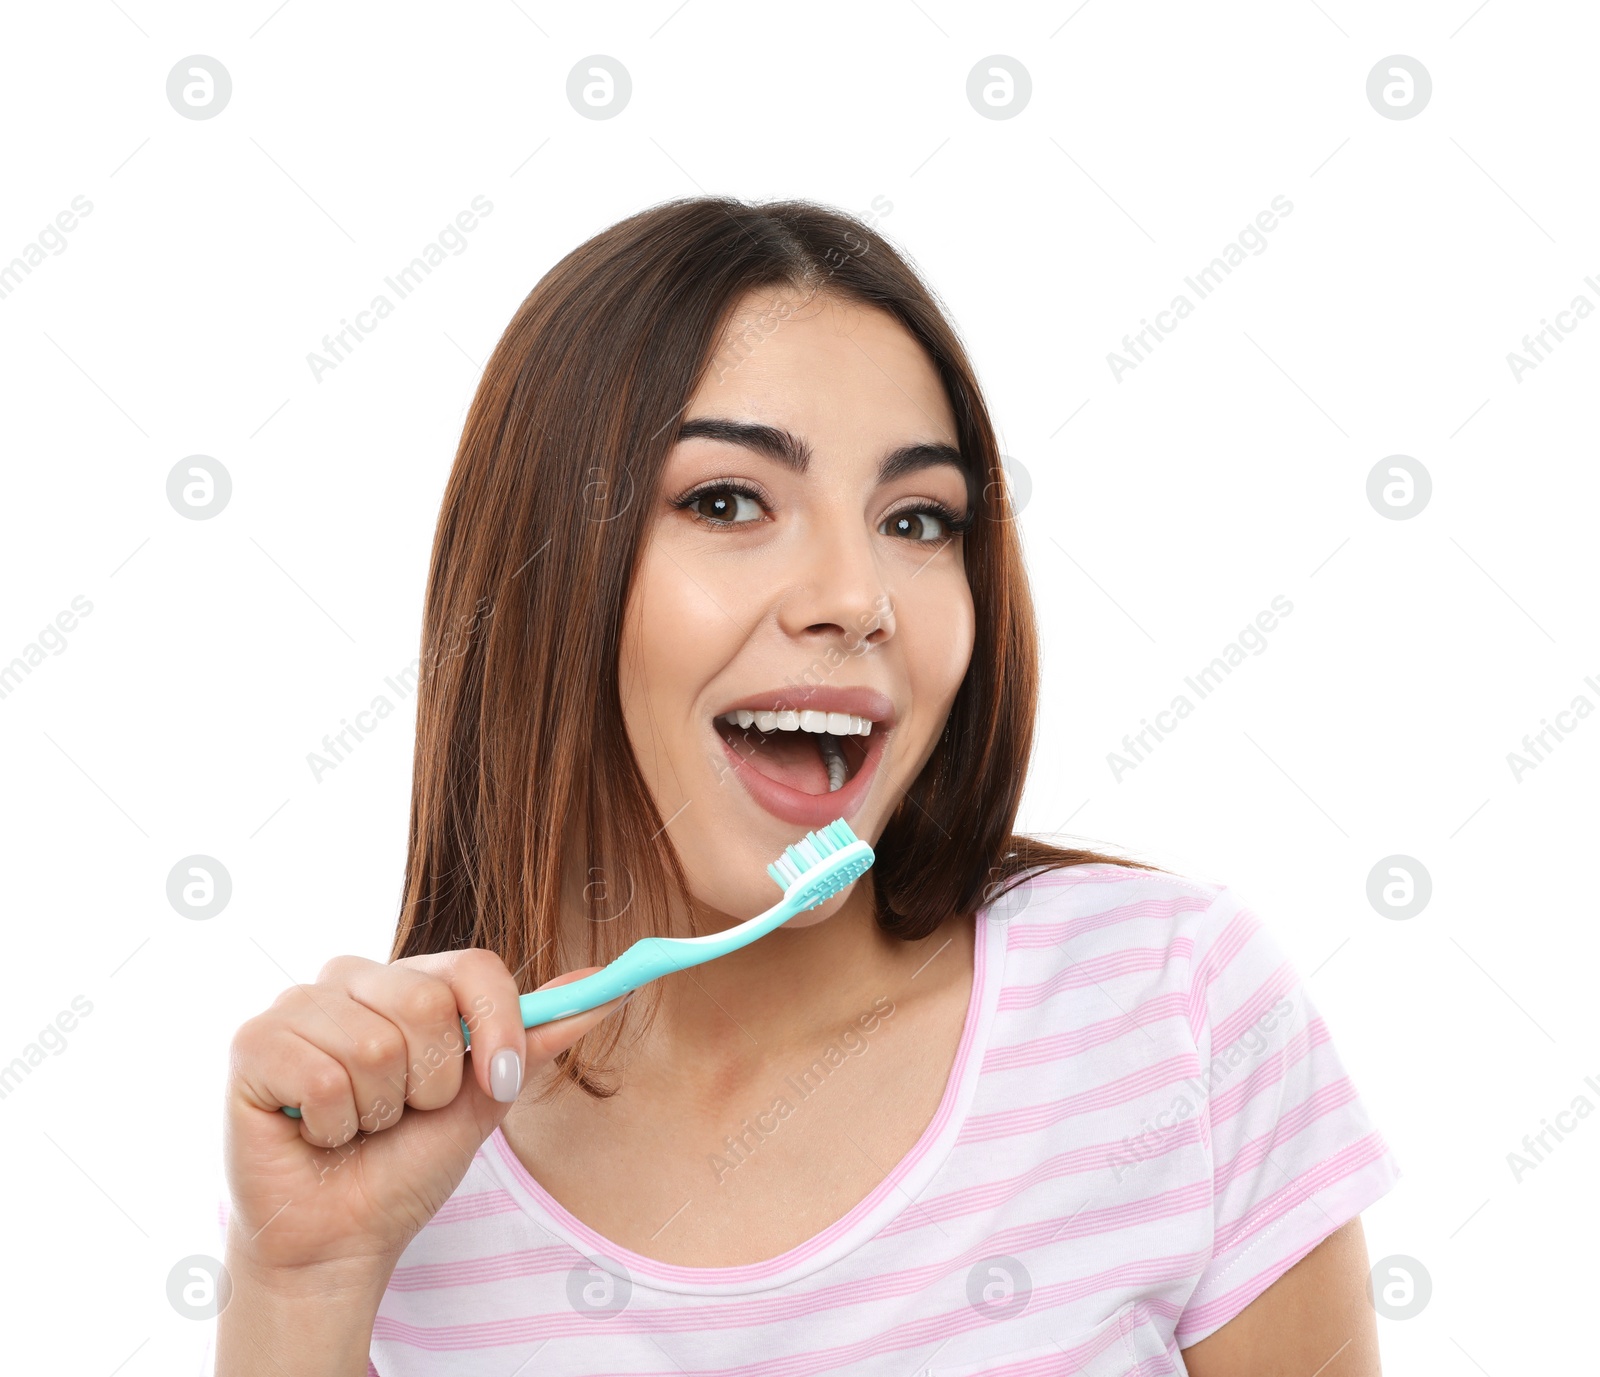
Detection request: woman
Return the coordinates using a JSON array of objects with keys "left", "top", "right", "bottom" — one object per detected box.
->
[{"left": 218, "top": 197, "right": 1400, "bottom": 1375}]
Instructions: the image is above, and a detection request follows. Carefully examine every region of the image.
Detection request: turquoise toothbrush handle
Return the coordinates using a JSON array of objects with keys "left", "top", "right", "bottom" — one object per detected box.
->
[
  {"left": 509, "top": 942, "right": 672, "bottom": 1036},
  {"left": 494, "top": 923, "right": 792, "bottom": 1045}
]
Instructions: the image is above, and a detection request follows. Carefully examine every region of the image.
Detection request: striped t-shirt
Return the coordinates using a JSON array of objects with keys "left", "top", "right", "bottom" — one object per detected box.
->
[{"left": 214, "top": 861, "right": 1401, "bottom": 1375}]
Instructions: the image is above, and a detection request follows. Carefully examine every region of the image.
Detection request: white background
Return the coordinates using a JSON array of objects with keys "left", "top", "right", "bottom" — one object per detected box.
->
[{"left": 1, "top": 1, "right": 1595, "bottom": 1371}]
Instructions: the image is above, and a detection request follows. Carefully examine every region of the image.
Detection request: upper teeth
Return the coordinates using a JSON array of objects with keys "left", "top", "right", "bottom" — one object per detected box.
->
[{"left": 719, "top": 709, "right": 873, "bottom": 736}]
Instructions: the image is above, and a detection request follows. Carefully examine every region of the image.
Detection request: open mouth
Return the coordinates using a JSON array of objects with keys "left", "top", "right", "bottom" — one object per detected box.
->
[
  {"left": 711, "top": 696, "right": 892, "bottom": 828},
  {"left": 713, "top": 709, "right": 874, "bottom": 795}
]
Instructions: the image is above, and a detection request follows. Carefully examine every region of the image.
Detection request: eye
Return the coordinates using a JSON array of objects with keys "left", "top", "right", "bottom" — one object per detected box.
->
[
  {"left": 880, "top": 503, "right": 970, "bottom": 542},
  {"left": 675, "top": 482, "right": 767, "bottom": 527}
]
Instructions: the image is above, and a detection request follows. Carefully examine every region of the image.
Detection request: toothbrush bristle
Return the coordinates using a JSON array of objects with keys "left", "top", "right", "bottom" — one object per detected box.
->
[{"left": 766, "top": 820, "right": 869, "bottom": 899}]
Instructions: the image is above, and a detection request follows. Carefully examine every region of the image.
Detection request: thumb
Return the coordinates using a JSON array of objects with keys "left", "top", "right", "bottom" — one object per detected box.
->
[{"left": 447, "top": 970, "right": 633, "bottom": 1143}]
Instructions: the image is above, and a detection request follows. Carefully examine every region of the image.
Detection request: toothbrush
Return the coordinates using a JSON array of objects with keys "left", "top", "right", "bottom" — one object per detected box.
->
[{"left": 280, "top": 818, "right": 874, "bottom": 1117}]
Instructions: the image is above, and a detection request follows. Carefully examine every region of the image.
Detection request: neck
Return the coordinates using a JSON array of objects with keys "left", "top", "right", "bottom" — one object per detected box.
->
[
  {"left": 543, "top": 876, "right": 971, "bottom": 1097},
  {"left": 649, "top": 883, "right": 906, "bottom": 1064}
]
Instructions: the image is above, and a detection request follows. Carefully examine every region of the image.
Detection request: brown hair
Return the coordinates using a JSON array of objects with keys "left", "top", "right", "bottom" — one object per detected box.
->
[{"left": 391, "top": 196, "right": 1162, "bottom": 1099}]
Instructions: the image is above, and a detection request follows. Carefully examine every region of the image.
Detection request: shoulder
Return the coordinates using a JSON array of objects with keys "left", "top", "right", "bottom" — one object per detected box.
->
[
  {"left": 980, "top": 862, "right": 1300, "bottom": 1040},
  {"left": 982, "top": 859, "right": 1232, "bottom": 973}
]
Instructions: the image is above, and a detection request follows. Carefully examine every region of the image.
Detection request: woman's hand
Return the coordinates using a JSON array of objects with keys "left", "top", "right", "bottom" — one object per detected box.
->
[{"left": 222, "top": 948, "right": 625, "bottom": 1284}]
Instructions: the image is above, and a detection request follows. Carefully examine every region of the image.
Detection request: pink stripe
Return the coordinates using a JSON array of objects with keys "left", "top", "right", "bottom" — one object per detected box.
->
[
  {"left": 1208, "top": 960, "right": 1298, "bottom": 1052},
  {"left": 959, "top": 1053, "right": 1202, "bottom": 1144},
  {"left": 983, "top": 992, "right": 1192, "bottom": 1073},
  {"left": 998, "top": 945, "right": 1190, "bottom": 1012},
  {"left": 879, "top": 1120, "right": 1205, "bottom": 1238},
  {"left": 427, "top": 1188, "right": 523, "bottom": 1226},
  {"left": 1213, "top": 1076, "right": 1363, "bottom": 1199},
  {"left": 1005, "top": 892, "right": 1215, "bottom": 952},
  {"left": 480, "top": 914, "right": 990, "bottom": 1288},
  {"left": 1186, "top": 904, "right": 1260, "bottom": 1041},
  {"left": 388, "top": 1242, "right": 588, "bottom": 1292},
  {"left": 1214, "top": 1131, "right": 1392, "bottom": 1258},
  {"left": 1205, "top": 1018, "right": 1327, "bottom": 1129}
]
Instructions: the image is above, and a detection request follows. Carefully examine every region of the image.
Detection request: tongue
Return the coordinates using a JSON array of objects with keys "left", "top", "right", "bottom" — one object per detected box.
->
[{"left": 722, "top": 723, "right": 834, "bottom": 795}]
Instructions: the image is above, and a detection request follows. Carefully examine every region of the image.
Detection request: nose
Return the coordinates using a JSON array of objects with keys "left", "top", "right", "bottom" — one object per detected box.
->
[{"left": 774, "top": 515, "right": 894, "bottom": 655}]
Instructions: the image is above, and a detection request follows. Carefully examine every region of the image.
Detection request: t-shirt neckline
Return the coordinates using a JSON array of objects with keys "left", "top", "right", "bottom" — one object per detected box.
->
[{"left": 479, "top": 901, "right": 1008, "bottom": 1296}]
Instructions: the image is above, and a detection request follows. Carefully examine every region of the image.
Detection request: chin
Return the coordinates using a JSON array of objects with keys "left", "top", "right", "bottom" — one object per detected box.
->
[
  {"left": 681, "top": 842, "right": 866, "bottom": 931},
  {"left": 778, "top": 893, "right": 853, "bottom": 929}
]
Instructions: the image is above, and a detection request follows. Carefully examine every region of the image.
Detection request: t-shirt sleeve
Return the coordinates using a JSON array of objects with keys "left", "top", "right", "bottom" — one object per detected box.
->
[{"left": 1174, "top": 885, "right": 1402, "bottom": 1348}]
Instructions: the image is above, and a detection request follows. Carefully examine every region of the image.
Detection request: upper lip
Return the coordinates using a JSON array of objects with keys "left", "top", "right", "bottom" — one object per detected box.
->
[{"left": 713, "top": 684, "right": 897, "bottom": 727}]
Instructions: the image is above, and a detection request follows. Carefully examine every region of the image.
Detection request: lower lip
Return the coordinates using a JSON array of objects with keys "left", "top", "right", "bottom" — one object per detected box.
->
[{"left": 717, "top": 726, "right": 888, "bottom": 830}]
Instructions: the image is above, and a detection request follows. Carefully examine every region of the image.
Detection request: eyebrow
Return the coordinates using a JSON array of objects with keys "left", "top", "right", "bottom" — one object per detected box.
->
[{"left": 675, "top": 416, "right": 970, "bottom": 487}]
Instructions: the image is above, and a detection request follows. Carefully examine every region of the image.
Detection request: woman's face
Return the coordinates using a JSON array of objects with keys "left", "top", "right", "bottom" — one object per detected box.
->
[{"left": 617, "top": 288, "right": 977, "bottom": 930}]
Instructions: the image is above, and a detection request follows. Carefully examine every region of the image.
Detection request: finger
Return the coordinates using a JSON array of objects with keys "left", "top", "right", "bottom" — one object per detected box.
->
[
  {"left": 233, "top": 1016, "right": 362, "bottom": 1150},
  {"left": 522, "top": 967, "right": 632, "bottom": 1066},
  {"left": 342, "top": 964, "right": 469, "bottom": 1113},
  {"left": 411, "top": 947, "right": 530, "bottom": 1105},
  {"left": 274, "top": 988, "right": 412, "bottom": 1134},
  {"left": 440, "top": 969, "right": 634, "bottom": 1144},
  {"left": 391, "top": 950, "right": 607, "bottom": 1106}
]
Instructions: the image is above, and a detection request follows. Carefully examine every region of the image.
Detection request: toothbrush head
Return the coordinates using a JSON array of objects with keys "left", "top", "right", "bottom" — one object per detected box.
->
[{"left": 766, "top": 818, "right": 876, "bottom": 913}]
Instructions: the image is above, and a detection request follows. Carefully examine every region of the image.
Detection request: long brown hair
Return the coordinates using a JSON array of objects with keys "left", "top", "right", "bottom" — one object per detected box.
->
[{"left": 392, "top": 196, "right": 1161, "bottom": 1098}]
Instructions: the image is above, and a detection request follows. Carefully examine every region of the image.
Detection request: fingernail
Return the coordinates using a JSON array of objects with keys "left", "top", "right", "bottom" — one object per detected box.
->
[{"left": 490, "top": 1046, "right": 523, "bottom": 1102}]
